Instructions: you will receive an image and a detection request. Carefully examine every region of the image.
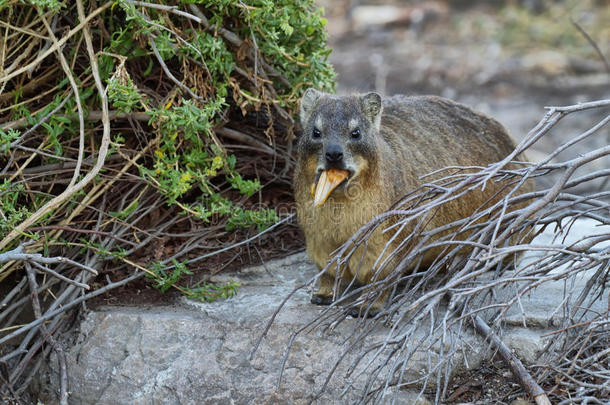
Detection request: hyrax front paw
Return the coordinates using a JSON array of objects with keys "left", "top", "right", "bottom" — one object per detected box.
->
[{"left": 311, "top": 294, "right": 333, "bottom": 306}]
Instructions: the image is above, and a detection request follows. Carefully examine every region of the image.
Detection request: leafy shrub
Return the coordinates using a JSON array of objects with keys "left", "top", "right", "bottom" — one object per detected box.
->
[{"left": 0, "top": 0, "right": 335, "bottom": 297}]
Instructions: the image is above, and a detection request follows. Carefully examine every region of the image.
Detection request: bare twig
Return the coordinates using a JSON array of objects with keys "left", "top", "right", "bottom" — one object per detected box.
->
[
  {"left": 216, "top": 127, "right": 276, "bottom": 156},
  {"left": 29, "top": 261, "right": 90, "bottom": 290},
  {"left": 39, "top": 13, "right": 85, "bottom": 188},
  {"left": 0, "top": 109, "right": 149, "bottom": 131},
  {"left": 259, "top": 99, "right": 610, "bottom": 403},
  {"left": 472, "top": 314, "right": 551, "bottom": 405},
  {"left": 7, "top": 90, "right": 72, "bottom": 146},
  {"left": 0, "top": 0, "right": 113, "bottom": 251},
  {"left": 24, "top": 263, "right": 68, "bottom": 405},
  {"left": 0, "top": 271, "right": 145, "bottom": 347},
  {"left": 0, "top": 245, "right": 98, "bottom": 275},
  {"left": 571, "top": 18, "right": 610, "bottom": 73},
  {"left": 148, "top": 35, "right": 203, "bottom": 102},
  {"left": 0, "top": 2, "right": 112, "bottom": 84}
]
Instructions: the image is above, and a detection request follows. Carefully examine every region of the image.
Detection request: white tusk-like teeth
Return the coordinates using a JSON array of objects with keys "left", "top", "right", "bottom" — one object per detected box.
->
[
  {"left": 313, "top": 171, "right": 330, "bottom": 207},
  {"left": 312, "top": 169, "right": 349, "bottom": 207}
]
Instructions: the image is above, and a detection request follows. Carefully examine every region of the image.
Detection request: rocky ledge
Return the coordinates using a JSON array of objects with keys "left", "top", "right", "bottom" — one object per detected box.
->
[{"left": 34, "top": 219, "right": 609, "bottom": 404}]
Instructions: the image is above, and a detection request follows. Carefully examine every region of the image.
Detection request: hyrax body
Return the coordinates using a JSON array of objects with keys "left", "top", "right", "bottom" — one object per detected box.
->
[{"left": 294, "top": 89, "right": 533, "bottom": 315}]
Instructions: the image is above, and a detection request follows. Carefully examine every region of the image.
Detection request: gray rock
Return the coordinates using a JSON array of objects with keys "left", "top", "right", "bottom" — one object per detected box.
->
[
  {"left": 35, "top": 219, "right": 608, "bottom": 404},
  {"left": 36, "top": 253, "right": 438, "bottom": 404}
]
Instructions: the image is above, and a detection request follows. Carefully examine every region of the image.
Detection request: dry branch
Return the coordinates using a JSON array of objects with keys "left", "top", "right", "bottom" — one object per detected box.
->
[
  {"left": 0, "top": 271, "right": 145, "bottom": 348},
  {"left": 571, "top": 18, "right": 610, "bottom": 74},
  {"left": 24, "top": 263, "right": 68, "bottom": 405},
  {"left": 0, "top": 245, "right": 98, "bottom": 276},
  {"left": 472, "top": 314, "right": 551, "bottom": 405},
  {"left": 0, "top": 2, "right": 112, "bottom": 84},
  {"left": 0, "top": 0, "right": 112, "bottom": 252},
  {"left": 256, "top": 98, "right": 610, "bottom": 403}
]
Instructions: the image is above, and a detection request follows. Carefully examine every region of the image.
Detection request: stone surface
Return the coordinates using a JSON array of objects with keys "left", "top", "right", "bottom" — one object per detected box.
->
[
  {"left": 35, "top": 254, "right": 438, "bottom": 404},
  {"left": 35, "top": 219, "right": 609, "bottom": 404}
]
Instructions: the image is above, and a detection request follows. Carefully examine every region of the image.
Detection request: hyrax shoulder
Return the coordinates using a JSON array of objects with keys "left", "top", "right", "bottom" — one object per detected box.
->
[{"left": 294, "top": 89, "right": 533, "bottom": 313}]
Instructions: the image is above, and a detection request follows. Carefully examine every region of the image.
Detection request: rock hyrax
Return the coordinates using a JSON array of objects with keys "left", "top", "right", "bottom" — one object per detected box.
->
[{"left": 294, "top": 89, "right": 534, "bottom": 316}]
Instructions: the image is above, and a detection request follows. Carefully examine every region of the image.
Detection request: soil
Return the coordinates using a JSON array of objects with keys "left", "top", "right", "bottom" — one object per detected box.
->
[{"left": 442, "top": 359, "right": 538, "bottom": 405}]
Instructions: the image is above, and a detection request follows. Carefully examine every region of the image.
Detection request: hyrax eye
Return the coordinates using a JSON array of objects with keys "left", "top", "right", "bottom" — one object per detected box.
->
[
  {"left": 312, "top": 128, "right": 321, "bottom": 139},
  {"left": 350, "top": 128, "right": 361, "bottom": 140}
]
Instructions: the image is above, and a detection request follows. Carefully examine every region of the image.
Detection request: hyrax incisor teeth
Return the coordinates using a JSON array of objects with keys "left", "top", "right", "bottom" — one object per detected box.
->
[{"left": 313, "top": 169, "right": 349, "bottom": 207}]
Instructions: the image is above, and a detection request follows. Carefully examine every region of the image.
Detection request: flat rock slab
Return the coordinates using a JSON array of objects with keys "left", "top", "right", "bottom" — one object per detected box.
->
[
  {"left": 36, "top": 254, "right": 435, "bottom": 404},
  {"left": 35, "top": 219, "right": 609, "bottom": 404}
]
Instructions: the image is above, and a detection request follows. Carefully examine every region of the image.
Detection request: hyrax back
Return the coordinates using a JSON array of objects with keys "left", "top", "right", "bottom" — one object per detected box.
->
[{"left": 294, "top": 89, "right": 533, "bottom": 313}]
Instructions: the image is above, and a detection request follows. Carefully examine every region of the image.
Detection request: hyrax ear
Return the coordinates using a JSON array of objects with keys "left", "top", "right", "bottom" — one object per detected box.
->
[
  {"left": 360, "top": 92, "right": 383, "bottom": 130},
  {"left": 300, "top": 88, "right": 323, "bottom": 125}
]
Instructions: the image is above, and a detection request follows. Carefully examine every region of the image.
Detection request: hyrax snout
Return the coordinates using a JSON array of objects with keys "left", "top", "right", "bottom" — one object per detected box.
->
[{"left": 293, "top": 88, "right": 534, "bottom": 316}]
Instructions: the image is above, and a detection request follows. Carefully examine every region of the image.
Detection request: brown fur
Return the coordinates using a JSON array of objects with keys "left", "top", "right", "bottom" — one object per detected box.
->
[{"left": 294, "top": 90, "right": 534, "bottom": 314}]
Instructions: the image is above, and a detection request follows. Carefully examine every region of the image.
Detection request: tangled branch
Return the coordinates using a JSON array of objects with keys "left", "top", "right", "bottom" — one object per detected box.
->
[
  {"left": 258, "top": 99, "right": 610, "bottom": 403},
  {"left": 0, "top": 1, "right": 332, "bottom": 402}
]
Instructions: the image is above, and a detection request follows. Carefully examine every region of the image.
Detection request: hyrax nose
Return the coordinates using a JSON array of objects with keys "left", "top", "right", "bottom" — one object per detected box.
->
[{"left": 325, "top": 144, "right": 343, "bottom": 163}]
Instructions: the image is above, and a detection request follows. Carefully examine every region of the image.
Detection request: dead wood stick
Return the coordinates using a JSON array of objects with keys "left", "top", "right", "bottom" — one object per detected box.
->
[
  {"left": 215, "top": 127, "right": 276, "bottom": 155},
  {"left": 570, "top": 18, "right": 610, "bottom": 74},
  {"left": 0, "top": 154, "right": 125, "bottom": 177},
  {"left": 0, "top": 277, "right": 27, "bottom": 310},
  {"left": 0, "top": 276, "right": 59, "bottom": 325},
  {"left": 0, "top": 66, "right": 58, "bottom": 105},
  {"left": 24, "top": 263, "right": 68, "bottom": 405},
  {"left": 4, "top": 90, "right": 72, "bottom": 143},
  {"left": 0, "top": 109, "right": 150, "bottom": 131},
  {"left": 0, "top": 0, "right": 113, "bottom": 251},
  {"left": 148, "top": 35, "right": 203, "bottom": 101},
  {"left": 471, "top": 314, "right": 551, "bottom": 405},
  {"left": 0, "top": 244, "right": 99, "bottom": 276},
  {"left": 29, "top": 261, "right": 91, "bottom": 290},
  {"left": 0, "top": 2, "right": 112, "bottom": 84},
  {"left": 39, "top": 13, "right": 85, "bottom": 189},
  {"left": 0, "top": 271, "right": 145, "bottom": 347},
  {"left": 14, "top": 345, "right": 51, "bottom": 395}
]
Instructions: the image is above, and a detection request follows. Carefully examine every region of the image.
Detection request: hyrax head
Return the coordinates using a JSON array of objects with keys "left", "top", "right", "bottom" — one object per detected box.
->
[{"left": 298, "top": 89, "right": 383, "bottom": 207}]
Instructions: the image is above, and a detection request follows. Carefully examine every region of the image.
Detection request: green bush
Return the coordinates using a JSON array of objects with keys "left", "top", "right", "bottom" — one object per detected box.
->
[{"left": 0, "top": 0, "right": 335, "bottom": 298}]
